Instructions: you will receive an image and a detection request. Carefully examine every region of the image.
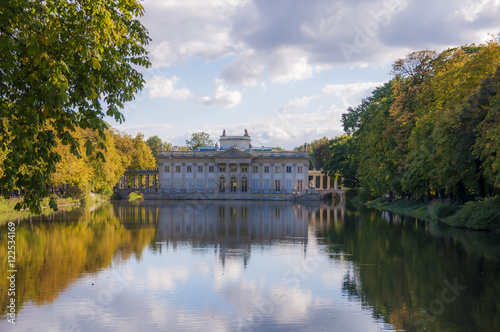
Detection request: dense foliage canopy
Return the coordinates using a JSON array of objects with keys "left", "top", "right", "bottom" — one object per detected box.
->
[
  {"left": 0, "top": 0, "right": 150, "bottom": 213},
  {"left": 324, "top": 37, "right": 500, "bottom": 202}
]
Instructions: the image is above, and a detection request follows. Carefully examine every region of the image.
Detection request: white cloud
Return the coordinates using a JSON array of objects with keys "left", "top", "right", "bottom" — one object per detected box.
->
[
  {"left": 283, "top": 95, "right": 321, "bottom": 111},
  {"left": 141, "top": 0, "right": 500, "bottom": 84},
  {"left": 116, "top": 123, "right": 172, "bottom": 134},
  {"left": 220, "top": 50, "right": 265, "bottom": 86},
  {"left": 147, "top": 75, "right": 193, "bottom": 99},
  {"left": 455, "top": 0, "right": 500, "bottom": 22},
  {"left": 323, "top": 81, "right": 385, "bottom": 106},
  {"left": 198, "top": 84, "right": 243, "bottom": 108},
  {"left": 142, "top": 0, "right": 245, "bottom": 67},
  {"left": 200, "top": 104, "right": 345, "bottom": 149},
  {"left": 267, "top": 48, "right": 315, "bottom": 83}
]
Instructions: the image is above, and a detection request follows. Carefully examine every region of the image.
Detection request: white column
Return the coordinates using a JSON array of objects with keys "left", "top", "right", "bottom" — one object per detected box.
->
[
  {"left": 181, "top": 163, "right": 186, "bottom": 192},
  {"left": 281, "top": 163, "right": 285, "bottom": 193},
  {"left": 203, "top": 163, "right": 208, "bottom": 192},
  {"left": 193, "top": 163, "right": 197, "bottom": 192}
]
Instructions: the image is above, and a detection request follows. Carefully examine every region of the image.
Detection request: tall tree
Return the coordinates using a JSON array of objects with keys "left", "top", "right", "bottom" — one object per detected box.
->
[
  {"left": 0, "top": 0, "right": 150, "bottom": 213},
  {"left": 186, "top": 132, "right": 214, "bottom": 150},
  {"left": 308, "top": 137, "right": 331, "bottom": 170},
  {"left": 130, "top": 133, "right": 156, "bottom": 170},
  {"left": 146, "top": 135, "right": 171, "bottom": 157},
  {"left": 323, "top": 135, "right": 359, "bottom": 188}
]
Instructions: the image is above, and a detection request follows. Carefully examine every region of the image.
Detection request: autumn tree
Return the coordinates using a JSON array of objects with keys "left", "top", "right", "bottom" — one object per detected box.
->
[
  {"left": 328, "top": 37, "right": 500, "bottom": 202},
  {"left": 0, "top": 0, "right": 150, "bottom": 213},
  {"left": 130, "top": 133, "right": 156, "bottom": 170}
]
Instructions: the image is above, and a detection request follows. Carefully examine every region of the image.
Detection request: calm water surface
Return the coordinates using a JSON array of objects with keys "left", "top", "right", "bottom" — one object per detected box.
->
[{"left": 1, "top": 200, "right": 499, "bottom": 331}]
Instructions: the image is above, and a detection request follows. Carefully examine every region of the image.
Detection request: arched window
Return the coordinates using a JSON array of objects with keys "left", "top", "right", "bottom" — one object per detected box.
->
[
  {"left": 241, "top": 177, "right": 248, "bottom": 193},
  {"left": 219, "top": 176, "right": 226, "bottom": 193},
  {"left": 230, "top": 176, "right": 237, "bottom": 193}
]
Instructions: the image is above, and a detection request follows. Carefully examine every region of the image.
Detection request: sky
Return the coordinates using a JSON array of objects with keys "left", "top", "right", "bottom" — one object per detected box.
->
[{"left": 110, "top": 0, "right": 500, "bottom": 150}]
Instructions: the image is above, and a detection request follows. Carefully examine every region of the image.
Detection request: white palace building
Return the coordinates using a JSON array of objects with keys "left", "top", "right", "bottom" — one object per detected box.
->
[{"left": 156, "top": 130, "right": 312, "bottom": 200}]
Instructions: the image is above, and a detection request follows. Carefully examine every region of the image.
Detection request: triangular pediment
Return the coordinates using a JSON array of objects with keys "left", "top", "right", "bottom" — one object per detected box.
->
[{"left": 214, "top": 147, "right": 253, "bottom": 158}]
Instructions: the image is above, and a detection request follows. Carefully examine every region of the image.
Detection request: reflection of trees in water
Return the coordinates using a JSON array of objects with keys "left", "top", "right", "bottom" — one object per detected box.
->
[
  {"left": 0, "top": 204, "right": 157, "bottom": 316},
  {"left": 314, "top": 206, "right": 500, "bottom": 332}
]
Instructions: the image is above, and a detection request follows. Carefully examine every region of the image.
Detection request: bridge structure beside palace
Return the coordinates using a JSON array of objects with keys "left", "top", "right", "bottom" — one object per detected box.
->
[
  {"left": 308, "top": 169, "right": 345, "bottom": 199},
  {"left": 115, "top": 168, "right": 159, "bottom": 197}
]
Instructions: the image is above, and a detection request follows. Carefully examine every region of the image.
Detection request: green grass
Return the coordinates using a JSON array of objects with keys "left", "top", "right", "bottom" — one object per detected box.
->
[
  {"left": 366, "top": 198, "right": 435, "bottom": 222},
  {"left": 0, "top": 197, "right": 80, "bottom": 226}
]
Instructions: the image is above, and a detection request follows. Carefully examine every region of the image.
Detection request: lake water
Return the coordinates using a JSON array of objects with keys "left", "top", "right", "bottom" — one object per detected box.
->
[{"left": 1, "top": 200, "right": 499, "bottom": 331}]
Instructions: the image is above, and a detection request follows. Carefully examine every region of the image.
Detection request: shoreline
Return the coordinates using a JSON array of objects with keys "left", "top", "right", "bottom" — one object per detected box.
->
[{"left": 364, "top": 197, "right": 500, "bottom": 232}]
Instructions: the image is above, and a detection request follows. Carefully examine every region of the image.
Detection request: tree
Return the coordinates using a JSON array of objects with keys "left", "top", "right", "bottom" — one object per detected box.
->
[
  {"left": 308, "top": 137, "right": 331, "bottom": 170},
  {"left": 186, "top": 132, "right": 214, "bottom": 150},
  {"left": 0, "top": 0, "right": 150, "bottom": 213},
  {"left": 323, "top": 135, "right": 359, "bottom": 188},
  {"left": 146, "top": 135, "right": 171, "bottom": 157},
  {"left": 111, "top": 129, "right": 135, "bottom": 170},
  {"left": 390, "top": 50, "right": 438, "bottom": 84},
  {"left": 130, "top": 133, "right": 156, "bottom": 171}
]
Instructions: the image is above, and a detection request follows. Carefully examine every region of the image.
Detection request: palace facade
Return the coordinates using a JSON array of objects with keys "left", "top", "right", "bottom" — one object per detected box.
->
[{"left": 156, "top": 130, "right": 310, "bottom": 198}]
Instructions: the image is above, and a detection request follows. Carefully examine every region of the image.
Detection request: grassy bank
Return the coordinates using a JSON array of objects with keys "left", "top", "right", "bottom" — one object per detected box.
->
[
  {"left": 366, "top": 197, "right": 431, "bottom": 221},
  {"left": 365, "top": 196, "right": 500, "bottom": 232},
  {"left": 0, "top": 197, "right": 77, "bottom": 225},
  {"left": 0, "top": 193, "right": 111, "bottom": 225}
]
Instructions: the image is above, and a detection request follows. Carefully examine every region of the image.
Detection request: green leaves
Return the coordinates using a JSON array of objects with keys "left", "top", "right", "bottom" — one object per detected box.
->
[
  {"left": 330, "top": 37, "right": 500, "bottom": 202},
  {"left": 186, "top": 132, "right": 214, "bottom": 150},
  {"left": 0, "top": 0, "right": 150, "bottom": 212}
]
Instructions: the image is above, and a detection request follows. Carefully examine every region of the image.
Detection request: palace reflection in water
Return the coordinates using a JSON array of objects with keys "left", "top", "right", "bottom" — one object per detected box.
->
[{"left": 1, "top": 200, "right": 499, "bottom": 332}]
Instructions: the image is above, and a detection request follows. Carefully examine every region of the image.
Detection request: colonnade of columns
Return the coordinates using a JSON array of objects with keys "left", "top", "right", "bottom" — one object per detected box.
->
[
  {"left": 308, "top": 171, "right": 345, "bottom": 190},
  {"left": 116, "top": 170, "right": 159, "bottom": 190}
]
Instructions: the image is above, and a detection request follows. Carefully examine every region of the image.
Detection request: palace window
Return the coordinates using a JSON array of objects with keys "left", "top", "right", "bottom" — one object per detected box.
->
[
  {"left": 286, "top": 166, "right": 292, "bottom": 173},
  {"left": 198, "top": 165, "right": 203, "bottom": 172},
  {"left": 230, "top": 164, "right": 237, "bottom": 172},
  {"left": 241, "top": 165, "right": 248, "bottom": 173},
  {"left": 219, "top": 165, "right": 226, "bottom": 172},
  {"left": 175, "top": 165, "right": 181, "bottom": 173},
  {"left": 264, "top": 166, "right": 270, "bottom": 173},
  {"left": 298, "top": 180, "right": 303, "bottom": 191},
  {"left": 230, "top": 177, "right": 237, "bottom": 192},
  {"left": 241, "top": 177, "right": 248, "bottom": 193},
  {"left": 219, "top": 176, "right": 226, "bottom": 192},
  {"left": 264, "top": 179, "right": 270, "bottom": 193},
  {"left": 164, "top": 165, "right": 170, "bottom": 172},
  {"left": 209, "top": 165, "right": 214, "bottom": 173},
  {"left": 275, "top": 166, "right": 281, "bottom": 173},
  {"left": 298, "top": 166, "right": 303, "bottom": 173},
  {"left": 252, "top": 179, "right": 259, "bottom": 191},
  {"left": 186, "top": 165, "right": 192, "bottom": 173},
  {"left": 275, "top": 180, "right": 281, "bottom": 192},
  {"left": 253, "top": 166, "right": 259, "bottom": 173}
]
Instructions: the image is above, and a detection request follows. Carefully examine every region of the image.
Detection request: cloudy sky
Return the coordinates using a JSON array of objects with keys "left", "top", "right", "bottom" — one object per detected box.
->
[{"left": 112, "top": 0, "right": 500, "bottom": 149}]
